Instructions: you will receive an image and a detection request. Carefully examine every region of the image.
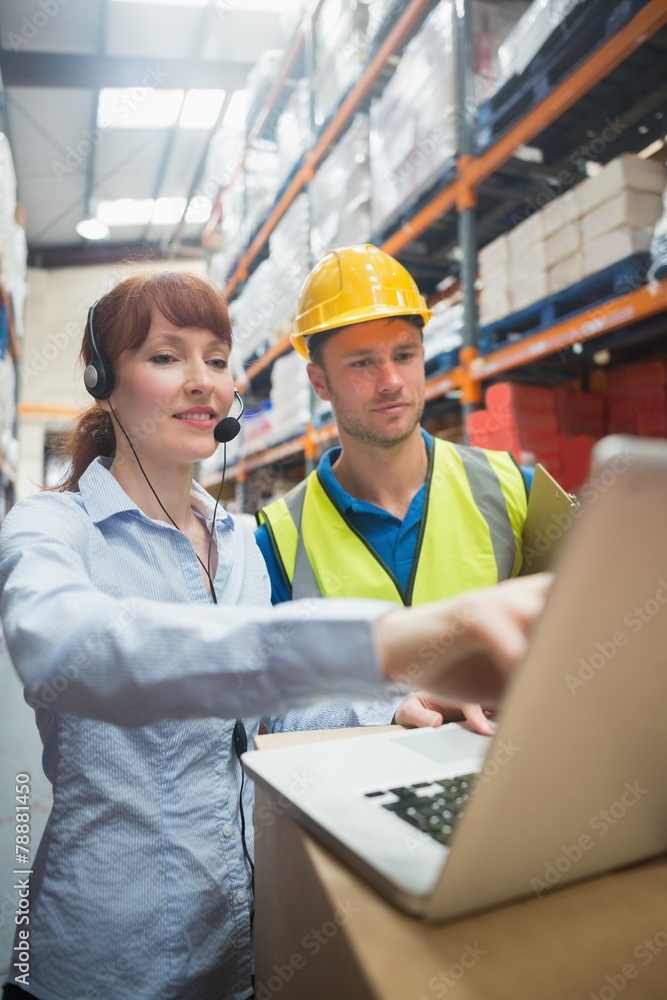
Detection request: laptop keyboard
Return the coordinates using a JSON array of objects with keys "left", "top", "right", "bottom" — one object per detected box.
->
[{"left": 364, "top": 773, "right": 476, "bottom": 846}]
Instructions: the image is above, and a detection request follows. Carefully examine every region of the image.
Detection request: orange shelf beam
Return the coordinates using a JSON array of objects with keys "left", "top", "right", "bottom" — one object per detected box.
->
[
  {"left": 424, "top": 369, "right": 459, "bottom": 401},
  {"left": 225, "top": 0, "right": 434, "bottom": 297},
  {"left": 18, "top": 402, "right": 81, "bottom": 419},
  {"left": 470, "top": 280, "right": 667, "bottom": 381}
]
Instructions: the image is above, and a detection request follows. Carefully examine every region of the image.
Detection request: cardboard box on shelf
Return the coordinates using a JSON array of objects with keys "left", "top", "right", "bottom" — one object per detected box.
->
[
  {"left": 509, "top": 242, "right": 548, "bottom": 282},
  {"left": 581, "top": 189, "right": 664, "bottom": 243},
  {"left": 510, "top": 271, "right": 550, "bottom": 311},
  {"left": 582, "top": 225, "right": 654, "bottom": 277},
  {"left": 575, "top": 154, "right": 667, "bottom": 217},
  {"left": 479, "top": 286, "right": 511, "bottom": 325},
  {"left": 541, "top": 189, "right": 579, "bottom": 237},
  {"left": 479, "top": 233, "right": 509, "bottom": 271},
  {"left": 549, "top": 251, "right": 584, "bottom": 293},
  {"left": 544, "top": 220, "right": 581, "bottom": 268},
  {"left": 508, "top": 211, "right": 545, "bottom": 259},
  {"left": 479, "top": 257, "right": 510, "bottom": 288}
]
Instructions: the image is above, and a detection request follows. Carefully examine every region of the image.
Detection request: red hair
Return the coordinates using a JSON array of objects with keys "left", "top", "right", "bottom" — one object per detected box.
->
[{"left": 56, "top": 271, "right": 232, "bottom": 491}]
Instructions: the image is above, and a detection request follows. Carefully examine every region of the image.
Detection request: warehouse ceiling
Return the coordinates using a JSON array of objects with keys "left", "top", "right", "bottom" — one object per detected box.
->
[{"left": 0, "top": 0, "right": 287, "bottom": 267}]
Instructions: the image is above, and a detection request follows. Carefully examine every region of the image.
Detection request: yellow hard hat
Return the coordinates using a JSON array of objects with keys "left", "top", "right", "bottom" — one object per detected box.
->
[{"left": 291, "top": 244, "right": 432, "bottom": 359}]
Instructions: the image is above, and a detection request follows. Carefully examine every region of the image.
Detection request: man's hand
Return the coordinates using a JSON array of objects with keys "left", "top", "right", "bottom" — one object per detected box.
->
[{"left": 393, "top": 694, "right": 495, "bottom": 735}]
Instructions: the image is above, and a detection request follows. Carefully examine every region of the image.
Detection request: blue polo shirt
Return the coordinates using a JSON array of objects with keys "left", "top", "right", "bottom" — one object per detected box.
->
[{"left": 254, "top": 430, "right": 533, "bottom": 604}]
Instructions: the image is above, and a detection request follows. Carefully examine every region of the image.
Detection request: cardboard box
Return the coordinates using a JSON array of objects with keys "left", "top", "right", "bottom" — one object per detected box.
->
[
  {"left": 581, "top": 189, "right": 664, "bottom": 242},
  {"left": 510, "top": 272, "right": 550, "bottom": 311},
  {"left": 541, "top": 189, "right": 579, "bottom": 237},
  {"left": 549, "top": 251, "right": 584, "bottom": 293},
  {"left": 509, "top": 242, "right": 549, "bottom": 283},
  {"left": 582, "top": 225, "right": 654, "bottom": 277},
  {"left": 479, "top": 233, "right": 509, "bottom": 271},
  {"left": 508, "top": 211, "right": 545, "bottom": 259},
  {"left": 479, "top": 258, "right": 510, "bottom": 289},
  {"left": 479, "top": 287, "right": 511, "bottom": 325},
  {"left": 576, "top": 154, "right": 667, "bottom": 216},
  {"left": 545, "top": 221, "right": 581, "bottom": 268}
]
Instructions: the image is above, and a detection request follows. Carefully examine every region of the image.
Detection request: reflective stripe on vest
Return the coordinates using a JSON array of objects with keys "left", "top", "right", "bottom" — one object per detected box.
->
[{"left": 257, "top": 438, "right": 527, "bottom": 605}]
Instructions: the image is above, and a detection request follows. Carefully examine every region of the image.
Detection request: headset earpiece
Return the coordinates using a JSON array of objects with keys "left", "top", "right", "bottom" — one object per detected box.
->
[{"left": 84, "top": 301, "right": 115, "bottom": 399}]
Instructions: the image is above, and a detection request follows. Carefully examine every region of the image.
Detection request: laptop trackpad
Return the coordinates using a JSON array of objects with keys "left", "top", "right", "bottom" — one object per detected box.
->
[{"left": 391, "top": 728, "right": 489, "bottom": 765}]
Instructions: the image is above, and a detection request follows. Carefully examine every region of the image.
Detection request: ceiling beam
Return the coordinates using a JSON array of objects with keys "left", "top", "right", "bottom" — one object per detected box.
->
[
  {"left": 27, "top": 240, "right": 203, "bottom": 269},
  {"left": 0, "top": 51, "right": 252, "bottom": 91}
]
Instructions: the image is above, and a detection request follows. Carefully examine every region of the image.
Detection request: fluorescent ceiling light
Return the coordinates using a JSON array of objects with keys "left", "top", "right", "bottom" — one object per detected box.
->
[
  {"left": 185, "top": 196, "right": 212, "bottom": 223},
  {"left": 97, "top": 199, "right": 154, "bottom": 226},
  {"left": 98, "top": 88, "right": 184, "bottom": 129},
  {"left": 76, "top": 218, "right": 110, "bottom": 240},
  {"left": 151, "top": 197, "right": 187, "bottom": 224},
  {"left": 179, "top": 90, "right": 226, "bottom": 129}
]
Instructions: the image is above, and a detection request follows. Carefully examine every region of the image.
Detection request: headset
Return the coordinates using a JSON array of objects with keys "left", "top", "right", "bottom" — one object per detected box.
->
[{"left": 83, "top": 302, "right": 115, "bottom": 400}]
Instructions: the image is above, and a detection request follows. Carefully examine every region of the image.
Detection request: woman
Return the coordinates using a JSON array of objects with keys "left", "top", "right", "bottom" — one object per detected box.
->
[{"left": 0, "top": 271, "right": 549, "bottom": 1000}]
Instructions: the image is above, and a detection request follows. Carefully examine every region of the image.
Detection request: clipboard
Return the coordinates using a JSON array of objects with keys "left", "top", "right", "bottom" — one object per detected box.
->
[{"left": 520, "top": 464, "right": 580, "bottom": 575}]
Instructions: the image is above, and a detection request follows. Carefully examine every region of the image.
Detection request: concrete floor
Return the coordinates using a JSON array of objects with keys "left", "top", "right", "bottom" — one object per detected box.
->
[{"left": 0, "top": 634, "right": 52, "bottom": 979}]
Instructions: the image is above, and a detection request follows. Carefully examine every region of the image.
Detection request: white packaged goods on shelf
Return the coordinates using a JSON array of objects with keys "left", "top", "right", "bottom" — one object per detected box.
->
[
  {"left": 311, "top": 114, "right": 370, "bottom": 260},
  {"left": 422, "top": 303, "right": 463, "bottom": 364},
  {"left": 580, "top": 189, "right": 665, "bottom": 243},
  {"left": 649, "top": 193, "right": 667, "bottom": 281},
  {"left": 268, "top": 194, "right": 311, "bottom": 335},
  {"left": 541, "top": 189, "right": 580, "bottom": 237},
  {"left": 242, "top": 140, "right": 281, "bottom": 245},
  {"left": 497, "top": 0, "right": 583, "bottom": 84},
  {"left": 582, "top": 226, "right": 655, "bottom": 278},
  {"left": 312, "top": 0, "right": 360, "bottom": 126},
  {"left": 269, "top": 352, "right": 311, "bottom": 445},
  {"left": 229, "top": 260, "right": 280, "bottom": 362},
  {"left": 276, "top": 79, "right": 312, "bottom": 188},
  {"left": 471, "top": 1, "right": 532, "bottom": 105},
  {"left": 230, "top": 197, "right": 310, "bottom": 364},
  {"left": 245, "top": 50, "right": 284, "bottom": 135},
  {"left": 205, "top": 121, "right": 246, "bottom": 193},
  {"left": 370, "top": 0, "right": 455, "bottom": 233},
  {"left": 575, "top": 155, "right": 667, "bottom": 216},
  {"left": 544, "top": 220, "right": 581, "bottom": 268},
  {"left": 549, "top": 250, "right": 584, "bottom": 293},
  {"left": 313, "top": 0, "right": 387, "bottom": 126},
  {"left": 220, "top": 175, "right": 247, "bottom": 268}
]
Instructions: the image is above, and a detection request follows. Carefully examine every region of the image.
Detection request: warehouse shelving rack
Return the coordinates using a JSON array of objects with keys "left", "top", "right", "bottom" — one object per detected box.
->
[{"left": 203, "top": 0, "right": 667, "bottom": 500}]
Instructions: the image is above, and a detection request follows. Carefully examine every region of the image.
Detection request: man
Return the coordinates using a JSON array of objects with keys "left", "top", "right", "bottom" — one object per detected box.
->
[{"left": 256, "top": 244, "right": 531, "bottom": 732}]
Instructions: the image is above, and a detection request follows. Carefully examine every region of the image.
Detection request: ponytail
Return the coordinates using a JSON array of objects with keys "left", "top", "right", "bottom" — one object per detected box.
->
[{"left": 54, "top": 406, "right": 116, "bottom": 492}]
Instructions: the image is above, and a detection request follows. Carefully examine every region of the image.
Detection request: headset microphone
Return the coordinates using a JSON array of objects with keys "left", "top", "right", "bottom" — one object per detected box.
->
[{"left": 213, "top": 389, "right": 245, "bottom": 443}]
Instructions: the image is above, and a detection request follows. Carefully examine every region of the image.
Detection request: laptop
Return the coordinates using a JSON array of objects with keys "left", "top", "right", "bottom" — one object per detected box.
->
[{"left": 243, "top": 435, "right": 667, "bottom": 922}]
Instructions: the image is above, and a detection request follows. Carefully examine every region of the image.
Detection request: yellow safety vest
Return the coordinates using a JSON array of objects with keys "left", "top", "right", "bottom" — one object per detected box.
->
[{"left": 257, "top": 438, "right": 527, "bottom": 605}]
